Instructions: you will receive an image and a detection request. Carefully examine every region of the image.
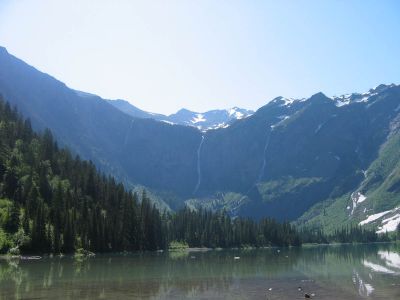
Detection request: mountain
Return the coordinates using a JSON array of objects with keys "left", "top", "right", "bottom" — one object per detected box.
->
[
  {"left": 296, "top": 99, "right": 400, "bottom": 233},
  {"left": 166, "top": 107, "right": 253, "bottom": 130},
  {"left": 0, "top": 96, "right": 166, "bottom": 253},
  {"left": 105, "top": 98, "right": 165, "bottom": 120},
  {"left": 193, "top": 85, "right": 400, "bottom": 223},
  {"left": 0, "top": 46, "right": 202, "bottom": 201},
  {"left": 0, "top": 97, "right": 300, "bottom": 254},
  {"left": 1, "top": 45, "right": 400, "bottom": 233},
  {"left": 107, "top": 99, "right": 253, "bottom": 131}
]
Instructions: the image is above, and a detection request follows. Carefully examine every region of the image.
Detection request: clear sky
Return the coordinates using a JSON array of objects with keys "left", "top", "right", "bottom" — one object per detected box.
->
[{"left": 0, "top": 0, "right": 399, "bottom": 114}]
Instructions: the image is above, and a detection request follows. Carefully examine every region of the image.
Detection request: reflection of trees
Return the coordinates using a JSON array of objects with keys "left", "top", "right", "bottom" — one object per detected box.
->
[
  {"left": 0, "top": 250, "right": 302, "bottom": 299},
  {"left": 0, "top": 258, "right": 28, "bottom": 300},
  {"left": 0, "top": 245, "right": 399, "bottom": 299}
]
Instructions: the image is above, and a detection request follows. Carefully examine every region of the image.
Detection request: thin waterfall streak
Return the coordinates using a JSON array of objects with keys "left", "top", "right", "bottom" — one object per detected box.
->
[
  {"left": 257, "top": 131, "right": 272, "bottom": 183},
  {"left": 193, "top": 135, "right": 205, "bottom": 194}
]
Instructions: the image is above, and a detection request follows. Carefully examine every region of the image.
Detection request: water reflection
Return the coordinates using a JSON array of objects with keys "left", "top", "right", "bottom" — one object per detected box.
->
[{"left": 0, "top": 244, "right": 399, "bottom": 299}]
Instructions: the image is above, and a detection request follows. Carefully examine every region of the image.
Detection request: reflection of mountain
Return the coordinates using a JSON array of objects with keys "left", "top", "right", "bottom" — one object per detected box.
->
[
  {"left": 1, "top": 245, "right": 400, "bottom": 299},
  {"left": 363, "top": 250, "right": 400, "bottom": 274},
  {"left": 294, "top": 245, "right": 400, "bottom": 299}
]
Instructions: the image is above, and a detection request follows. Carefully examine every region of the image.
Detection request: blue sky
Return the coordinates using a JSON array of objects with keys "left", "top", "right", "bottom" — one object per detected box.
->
[{"left": 0, "top": 0, "right": 399, "bottom": 114}]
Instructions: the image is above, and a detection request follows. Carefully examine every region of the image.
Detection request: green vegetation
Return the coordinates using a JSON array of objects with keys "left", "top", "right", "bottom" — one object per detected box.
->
[
  {"left": 0, "top": 96, "right": 395, "bottom": 254},
  {"left": 0, "top": 97, "right": 166, "bottom": 254},
  {"left": 297, "top": 127, "right": 400, "bottom": 233},
  {"left": 185, "top": 192, "right": 250, "bottom": 214},
  {"left": 0, "top": 97, "right": 302, "bottom": 254},
  {"left": 257, "top": 176, "right": 322, "bottom": 203},
  {"left": 168, "top": 241, "right": 189, "bottom": 251},
  {"left": 295, "top": 193, "right": 354, "bottom": 233},
  {"left": 300, "top": 224, "right": 390, "bottom": 244},
  {"left": 168, "top": 208, "right": 301, "bottom": 248}
]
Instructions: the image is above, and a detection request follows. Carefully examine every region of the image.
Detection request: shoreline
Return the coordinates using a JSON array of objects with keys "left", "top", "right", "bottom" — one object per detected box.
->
[{"left": 0, "top": 241, "right": 397, "bottom": 259}]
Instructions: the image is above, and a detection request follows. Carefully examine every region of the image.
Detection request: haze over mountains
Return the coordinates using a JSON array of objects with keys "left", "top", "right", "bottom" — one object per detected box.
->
[
  {"left": 1, "top": 45, "right": 400, "bottom": 233},
  {"left": 107, "top": 99, "right": 253, "bottom": 131}
]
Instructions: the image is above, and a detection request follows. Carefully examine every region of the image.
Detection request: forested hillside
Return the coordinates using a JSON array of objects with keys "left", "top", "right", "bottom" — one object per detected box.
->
[
  {"left": 0, "top": 97, "right": 301, "bottom": 254},
  {"left": 2, "top": 46, "right": 400, "bottom": 231},
  {"left": 0, "top": 96, "right": 166, "bottom": 253}
]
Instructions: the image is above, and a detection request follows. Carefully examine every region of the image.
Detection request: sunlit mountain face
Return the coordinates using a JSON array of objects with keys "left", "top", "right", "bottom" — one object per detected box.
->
[
  {"left": 106, "top": 98, "right": 254, "bottom": 131},
  {"left": 1, "top": 46, "right": 400, "bottom": 233}
]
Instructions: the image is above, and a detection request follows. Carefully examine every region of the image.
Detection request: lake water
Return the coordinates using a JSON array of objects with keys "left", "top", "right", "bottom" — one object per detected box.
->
[{"left": 1, "top": 244, "right": 399, "bottom": 299}]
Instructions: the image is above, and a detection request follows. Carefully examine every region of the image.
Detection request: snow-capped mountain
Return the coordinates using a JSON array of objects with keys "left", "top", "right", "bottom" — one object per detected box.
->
[
  {"left": 107, "top": 99, "right": 253, "bottom": 131},
  {"left": 266, "top": 84, "right": 398, "bottom": 110},
  {"left": 167, "top": 107, "right": 253, "bottom": 130},
  {"left": 3, "top": 45, "right": 400, "bottom": 230}
]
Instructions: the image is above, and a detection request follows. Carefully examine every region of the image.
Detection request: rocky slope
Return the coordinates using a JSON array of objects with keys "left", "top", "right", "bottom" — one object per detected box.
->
[{"left": 1, "top": 45, "right": 400, "bottom": 231}]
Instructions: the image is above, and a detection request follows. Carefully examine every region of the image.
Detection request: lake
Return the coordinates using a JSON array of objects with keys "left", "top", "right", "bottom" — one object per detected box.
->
[{"left": 1, "top": 244, "right": 399, "bottom": 299}]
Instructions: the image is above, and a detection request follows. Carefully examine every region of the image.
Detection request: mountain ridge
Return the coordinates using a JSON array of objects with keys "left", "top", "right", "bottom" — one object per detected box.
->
[
  {"left": 107, "top": 98, "right": 254, "bottom": 131},
  {"left": 1, "top": 45, "right": 400, "bottom": 233}
]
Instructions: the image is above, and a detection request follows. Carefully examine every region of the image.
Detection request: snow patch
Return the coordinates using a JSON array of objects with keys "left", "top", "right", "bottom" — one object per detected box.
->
[
  {"left": 350, "top": 192, "right": 367, "bottom": 215},
  {"left": 331, "top": 86, "right": 387, "bottom": 107},
  {"left": 161, "top": 120, "right": 175, "bottom": 125},
  {"left": 270, "top": 116, "right": 290, "bottom": 130},
  {"left": 376, "top": 213, "right": 400, "bottom": 233},
  {"left": 228, "top": 107, "right": 245, "bottom": 119},
  {"left": 359, "top": 206, "right": 400, "bottom": 233},
  {"left": 210, "top": 122, "right": 229, "bottom": 130},
  {"left": 278, "top": 115, "right": 289, "bottom": 120},
  {"left": 359, "top": 210, "right": 391, "bottom": 225},
  {"left": 272, "top": 96, "right": 305, "bottom": 107},
  {"left": 192, "top": 114, "right": 206, "bottom": 123},
  {"left": 334, "top": 97, "right": 351, "bottom": 107}
]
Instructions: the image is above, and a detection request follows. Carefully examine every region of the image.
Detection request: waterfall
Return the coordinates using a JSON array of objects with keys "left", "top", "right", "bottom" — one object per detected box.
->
[
  {"left": 256, "top": 131, "right": 272, "bottom": 183},
  {"left": 193, "top": 135, "right": 205, "bottom": 194}
]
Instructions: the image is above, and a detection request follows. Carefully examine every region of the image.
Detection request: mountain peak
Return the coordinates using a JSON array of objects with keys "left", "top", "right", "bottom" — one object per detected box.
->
[
  {"left": 332, "top": 84, "right": 399, "bottom": 107},
  {"left": 174, "top": 108, "right": 193, "bottom": 114},
  {"left": 310, "top": 92, "right": 328, "bottom": 99},
  {"left": 0, "top": 46, "right": 8, "bottom": 54},
  {"left": 369, "top": 83, "right": 397, "bottom": 94},
  {"left": 270, "top": 96, "right": 306, "bottom": 107}
]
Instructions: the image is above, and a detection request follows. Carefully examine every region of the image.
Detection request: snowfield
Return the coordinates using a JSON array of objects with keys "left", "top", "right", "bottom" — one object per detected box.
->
[{"left": 359, "top": 206, "right": 400, "bottom": 233}]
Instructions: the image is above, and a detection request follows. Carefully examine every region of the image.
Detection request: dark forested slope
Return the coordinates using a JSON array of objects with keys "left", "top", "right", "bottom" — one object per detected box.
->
[{"left": 0, "top": 97, "right": 301, "bottom": 253}]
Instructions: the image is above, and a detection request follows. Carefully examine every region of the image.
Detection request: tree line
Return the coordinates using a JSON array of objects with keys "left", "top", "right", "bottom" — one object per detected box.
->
[
  {"left": 0, "top": 97, "right": 395, "bottom": 255},
  {"left": 0, "top": 97, "right": 301, "bottom": 254},
  {"left": 300, "top": 225, "right": 392, "bottom": 244}
]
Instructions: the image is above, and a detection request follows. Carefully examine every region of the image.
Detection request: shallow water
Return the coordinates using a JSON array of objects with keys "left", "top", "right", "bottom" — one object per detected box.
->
[{"left": 1, "top": 244, "right": 400, "bottom": 299}]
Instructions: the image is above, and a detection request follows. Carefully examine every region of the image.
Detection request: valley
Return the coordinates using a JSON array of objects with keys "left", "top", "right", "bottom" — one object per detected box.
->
[{"left": 1, "top": 46, "right": 400, "bottom": 235}]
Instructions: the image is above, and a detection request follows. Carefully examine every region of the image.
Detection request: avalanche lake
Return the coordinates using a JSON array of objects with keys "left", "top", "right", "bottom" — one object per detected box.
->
[{"left": 1, "top": 244, "right": 399, "bottom": 300}]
